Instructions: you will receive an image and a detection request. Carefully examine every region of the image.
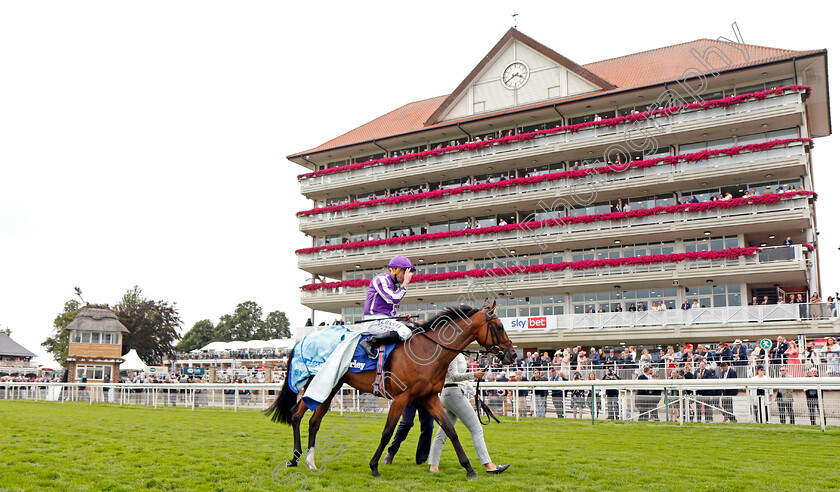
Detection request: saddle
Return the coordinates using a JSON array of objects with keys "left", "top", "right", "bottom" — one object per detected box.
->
[{"left": 370, "top": 320, "right": 420, "bottom": 398}]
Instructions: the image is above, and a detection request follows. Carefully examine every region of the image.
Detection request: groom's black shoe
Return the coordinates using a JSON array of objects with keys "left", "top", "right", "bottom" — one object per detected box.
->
[{"left": 486, "top": 464, "right": 510, "bottom": 474}]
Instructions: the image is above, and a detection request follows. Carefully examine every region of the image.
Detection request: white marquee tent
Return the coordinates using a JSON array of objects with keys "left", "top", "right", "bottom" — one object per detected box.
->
[
  {"left": 197, "top": 339, "right": 296, "bottom": 353},
  {"left": 120, "top": 349, "right": 147, "bottom": 372}
]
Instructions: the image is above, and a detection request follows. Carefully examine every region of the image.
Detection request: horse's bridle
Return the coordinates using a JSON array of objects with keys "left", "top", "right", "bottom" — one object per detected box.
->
[
  {"left": 480, "top": 308, "right": 512, "bottom": 358},
  {"left": 418, "top": 307, "right": 511, "bottom": 359}
]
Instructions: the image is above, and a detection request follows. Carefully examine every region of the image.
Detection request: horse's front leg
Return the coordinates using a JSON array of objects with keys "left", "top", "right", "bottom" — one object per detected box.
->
[
  {"left": 418, "top": 393, "right": 477, "bottom": 479},
  {"left": 303, "top": 384, "right": 342, "bottom": 472},
  {"left": 369, "top": 393, "right": 410, "bottom": 477}
]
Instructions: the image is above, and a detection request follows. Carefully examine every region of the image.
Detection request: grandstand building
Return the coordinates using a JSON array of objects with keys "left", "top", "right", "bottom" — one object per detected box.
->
[
  {"left": 289, "top": 29, "right": 835, "bottom": 352},
  {"left": 0, "top": 333, "right": 38, "bottom": 378}
]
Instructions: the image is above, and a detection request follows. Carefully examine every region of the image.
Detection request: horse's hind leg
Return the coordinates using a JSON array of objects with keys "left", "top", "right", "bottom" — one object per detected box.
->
[
  {"left": 369, "top": 393, "right": 410, "bottom": 477},
  {"left": 418, "top": 393, "right": 477, "bottom": 478},
  {"left": 288, "top": 400, "right": 307, "bottom": 467},
  {"left": 303, "top": 384, "right": 342, "bottom": 472}
]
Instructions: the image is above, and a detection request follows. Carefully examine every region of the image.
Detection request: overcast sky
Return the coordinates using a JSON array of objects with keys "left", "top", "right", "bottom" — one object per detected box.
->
[{"left": 1, "top": 1, "right": 836, "bottom": 367}]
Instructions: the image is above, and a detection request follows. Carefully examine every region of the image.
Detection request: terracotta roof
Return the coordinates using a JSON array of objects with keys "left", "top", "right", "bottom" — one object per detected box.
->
[
  {"left": 298, "top": 95, "right": 448, "bottom": 158},
  {"left": 584, "top": 38, "right": 821, "bottom": 90},
  {"left": 290, "top": 36, "right": 823, "bottom": 158}
]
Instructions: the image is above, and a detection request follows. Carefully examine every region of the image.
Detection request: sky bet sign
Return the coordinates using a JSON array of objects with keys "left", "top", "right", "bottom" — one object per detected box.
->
[{"left": 503, "top": 316, "right": 556, "bottom": 331}]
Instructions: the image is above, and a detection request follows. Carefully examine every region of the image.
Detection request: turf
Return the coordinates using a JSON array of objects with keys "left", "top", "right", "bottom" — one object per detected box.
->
[{"left": 0, "top": 401, "right": 837, "bottom": 492}]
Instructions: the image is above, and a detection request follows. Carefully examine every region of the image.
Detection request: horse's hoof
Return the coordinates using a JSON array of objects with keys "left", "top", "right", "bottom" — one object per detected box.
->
[
  {"left": 286, "top": 460, "right": 298, "bottom": 467},
  {"left": 371, "top": 470, "right": 380, "bottom": 478},
  {"left": 466, "top": 471, "right": 478, "bottom": 479}
]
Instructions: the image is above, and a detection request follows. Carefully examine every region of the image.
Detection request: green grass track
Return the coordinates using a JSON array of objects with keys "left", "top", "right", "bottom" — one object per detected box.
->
[{"left": 0, "top": 401, "right": 838, "bottom": 491}]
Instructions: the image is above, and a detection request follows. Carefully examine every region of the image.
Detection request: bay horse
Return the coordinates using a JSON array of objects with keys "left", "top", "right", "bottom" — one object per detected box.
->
[{"left": 267, "top": 301, "right": 515, "bottom": 478}]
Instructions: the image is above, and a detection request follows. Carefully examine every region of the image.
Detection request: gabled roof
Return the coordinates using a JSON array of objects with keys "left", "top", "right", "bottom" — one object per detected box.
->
[
  {"left": 584, "top": 38, "right": 821, "bottom": 91},
  {"left": 0, "top": 333, "right": 36, "bottom": 358},
  {"left": 424, "top": 28, "right": 616, "bottom": 125},
  {"left": 289, "top": 35, "right": 824, "bottom": 159},
  {"left": 65, "top": 307, "right": 130, "bottom": 333}
]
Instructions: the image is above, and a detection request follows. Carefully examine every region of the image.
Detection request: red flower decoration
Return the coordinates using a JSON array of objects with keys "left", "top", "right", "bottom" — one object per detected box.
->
[
  {"left": 296, "top": 191, "right": 815, "bottom": 255},
  {"left": 297, "top": 85, "right": 811, "bottom": 181},
  {"left": 300, "top": 247, "right": 762, "bottom": 291},
  {"left": 296, "top": 138, "right": 811, "bottom": 217}
]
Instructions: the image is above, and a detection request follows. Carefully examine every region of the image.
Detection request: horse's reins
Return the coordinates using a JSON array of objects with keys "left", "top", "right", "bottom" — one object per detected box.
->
[
  {"left": 418, "top": 308, "right": 506, "bottom": 425},
  {"left": 417, "top": 308, "right": 508, "bottom": 358}
]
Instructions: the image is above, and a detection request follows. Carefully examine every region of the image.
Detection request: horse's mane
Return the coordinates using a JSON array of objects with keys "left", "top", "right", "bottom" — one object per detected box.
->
[{"left": 419, "top": 305, "right": 480, "bottom": 332}]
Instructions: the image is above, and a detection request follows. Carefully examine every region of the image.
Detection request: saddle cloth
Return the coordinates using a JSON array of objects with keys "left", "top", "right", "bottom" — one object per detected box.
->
[{"left": 288, "top": 326, "right": 398, "bottom": 411}]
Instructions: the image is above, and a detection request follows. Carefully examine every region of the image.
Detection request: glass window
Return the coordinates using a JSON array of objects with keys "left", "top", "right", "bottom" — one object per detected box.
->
[
  {"left": 475, "top": 216, "right": 496, "bottom": 228},
  {"left": 91, "top": 332, "right": 101, "bottom": 344},
  {"left": 708, "top": 137, "right": 735, "bottom": 150},
  {"left": 72, "top": 331, "right": 81, "bottom": 343},
  {"left": 767, "top": 128, "right": 799, "bottom": 140},
  {"left": 81, "top": 332, "right": 91, "bottom": 343},
  {"left": 679, "top": 141, "right": 706, "bottom": 153},
  {"left": 367, "top": 229, "right": 386, "bottom": 241},
  {"left": 428, "top": 222, "right": 449, "bottom": 234},
  {"left": 737, "top": 133, "right": 765, "bottom": 146}
]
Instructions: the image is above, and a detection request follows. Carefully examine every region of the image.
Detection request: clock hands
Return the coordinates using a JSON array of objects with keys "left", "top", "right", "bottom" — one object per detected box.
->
[{"left": 504, "top": 72, "right": 523, "bottom": 85}]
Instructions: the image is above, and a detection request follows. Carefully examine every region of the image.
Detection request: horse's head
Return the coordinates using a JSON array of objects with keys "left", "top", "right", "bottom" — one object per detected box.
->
[{"left": 476, "top": 299, "right": 515, "bottom": 365}]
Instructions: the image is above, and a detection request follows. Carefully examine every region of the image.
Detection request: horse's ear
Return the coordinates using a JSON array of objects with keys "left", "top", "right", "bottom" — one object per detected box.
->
[
  {"left": 483, "top": 298, "right": 491, "bottom": 308},
  {"left": 490, "top": 299, "right": 497, "bottom": 311}
]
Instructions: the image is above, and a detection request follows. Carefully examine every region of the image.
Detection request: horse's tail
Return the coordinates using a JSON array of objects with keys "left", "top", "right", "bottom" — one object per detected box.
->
[{"left": 265, "top": 348, "right": 298, "bottom": 425}]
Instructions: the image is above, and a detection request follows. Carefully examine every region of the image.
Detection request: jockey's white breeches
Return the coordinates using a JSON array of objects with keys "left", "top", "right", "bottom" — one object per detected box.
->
[{"left": 363, "top": 315, "right": 412, "bottom": 340}]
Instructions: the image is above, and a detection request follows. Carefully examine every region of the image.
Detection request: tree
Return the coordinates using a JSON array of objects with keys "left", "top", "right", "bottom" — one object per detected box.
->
[
  {"left": 258, "top": 310, "right": 291, "bottom": 339},
  {"left": 114, "top": 286, "right": 182, "bottom": 365},
  {"left": 41, "top": 300, "right": 82, "bottom": 367},
  {"left": 178, "top": 319, "right": 215, "bottom": 352},
  {"left": 0, "top": 327, "right": 11, "bottom": 336},
  {"left": 213, "top": 314, "right": 234, "bottom": 342},
  {"left": 215, "top": 301, "right": 263, "bottom": 341}
]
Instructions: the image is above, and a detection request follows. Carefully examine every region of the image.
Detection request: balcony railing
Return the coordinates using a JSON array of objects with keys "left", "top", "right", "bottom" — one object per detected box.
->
[
  {"left": 301, "top": 245, "right": 807, "bottom": 298},
  {"left": 0, "top": 361, "right": 36, "bottom": 368},
  {"left": 298, "top": 141, "right": 807, "bottom": 227},
  {"left": 299, "top": 90, "right": 805, "bottom": 192},
  {"left": 539, "top": 301, "right": 838, "bottom": 331},
  {"left": 298, "top": 195, "right": 811, "bottom": 264}
]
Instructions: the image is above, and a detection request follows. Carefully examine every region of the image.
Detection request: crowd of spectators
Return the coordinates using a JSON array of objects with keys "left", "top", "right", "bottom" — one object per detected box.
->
[
  {"left": 0, "top": 356, "right": 35, "bottom": 367},
  {"left": 465, "top": 335, "right": 837, "bottom": 425},
  {"left": 173, "top": 348, "right": 288, "bottom": 361},
  {"left": 467, "top": 336, "right": 840, "bottom": 380}
]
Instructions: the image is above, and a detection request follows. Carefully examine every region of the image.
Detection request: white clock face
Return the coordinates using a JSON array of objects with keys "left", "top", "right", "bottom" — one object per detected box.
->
[{"left": 502, "top": 61, "right": 529, "bottom": 90}]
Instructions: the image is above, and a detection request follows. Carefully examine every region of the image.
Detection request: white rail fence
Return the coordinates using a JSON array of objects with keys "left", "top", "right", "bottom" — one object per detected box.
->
[{"left": 2, "top": 379, "right": 838, "bottom": 430}]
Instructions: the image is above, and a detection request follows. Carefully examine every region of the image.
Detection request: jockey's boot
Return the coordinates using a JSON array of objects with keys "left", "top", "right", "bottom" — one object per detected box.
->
[{"left": 359, "top": 331, "right": 403, "bottom": 359}]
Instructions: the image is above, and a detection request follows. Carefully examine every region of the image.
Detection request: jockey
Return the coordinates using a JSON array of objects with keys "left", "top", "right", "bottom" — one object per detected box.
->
[{"left": 358, "top": 255, "right": 415, "bottom": 359}]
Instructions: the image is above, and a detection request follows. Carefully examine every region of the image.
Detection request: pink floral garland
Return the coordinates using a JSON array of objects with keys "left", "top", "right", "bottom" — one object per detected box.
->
[
  {"left": 296, "top": 191, "right": 815, "bottom": 255},
  {"left": 300, "top": 247, "right": 761, "bottom": 291},
  {"left": 296, "top": 138, "right": 811, "bottom": 217},
  {"left": 804, "top": 243, "right": 815, "bottom": 252},
  {"left": 298, "top": 85, "right": 812, "bottom": 181}
]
